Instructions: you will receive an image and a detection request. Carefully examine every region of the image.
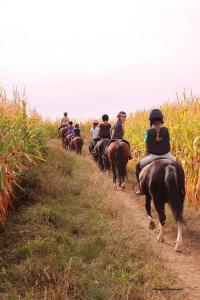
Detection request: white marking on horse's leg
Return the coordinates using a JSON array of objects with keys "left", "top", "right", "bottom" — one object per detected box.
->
[
  {"left": 157, "top": 222, "right": 164, "bottom": 242},
  {"left": 113, "top": 182, "right": 117, "bottom": 190},
  {"left": 148, "top": 216, "right": 156, "bottom": 230},
  {"left": 121, "top": 182, "right": 125, "bottom": 190},
  {"left": 175, "top": 222, "right": 183, "bottom": 252}
]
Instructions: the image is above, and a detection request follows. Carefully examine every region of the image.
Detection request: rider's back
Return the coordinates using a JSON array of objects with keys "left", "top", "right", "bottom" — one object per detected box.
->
[
  {"left": 111, "top": 120, "right": 123, "bottom": 139},
  {"left": 61, "top": 116, "right": 69, "bottom": 126},
  {"left": 74, "top": 128, "right": 81, "bottom": 137},
  {"left": 67, "top": 125, "right": 74, "bottom": 135},
  {"left": 146, "top": 126, "right": 170, "bottom": 155},
  {"left": 99, "top": 123, "right": 111, "bottom": 139}
]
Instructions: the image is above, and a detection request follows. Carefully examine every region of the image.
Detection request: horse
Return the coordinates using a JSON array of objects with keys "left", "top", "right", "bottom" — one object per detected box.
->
[
  {"left": 138, "top": 159, "right": 185, "bottom": 252},
  {"left": 89, "top": 139, "right": 97, "bottom": 154},
  {"left": 65, "top": 134, "right": 73, "bottom": 150},
  {"left": 59, "top": 126, "right": 68, "bottom": 148},
  {"left": 70, "top": 137, "right": 84, "bottom": 154},
  {"left": 107, "top": 141, "right": 130, "bottom": 189},
  {"left": 92, "top": 138, "right": 110, "bottom": 171}
]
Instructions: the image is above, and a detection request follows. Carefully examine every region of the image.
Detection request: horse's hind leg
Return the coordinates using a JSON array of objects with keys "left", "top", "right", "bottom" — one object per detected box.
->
[
  {"left": 153, "top": 193, "right": 166, "bottom": 242},
  {"left": 175, "top": 222, "right": 183, "bottom": 252},
  {"left": 112, "top": 163, "right": 117, "bottom": 189},
  {"left": 145, "top": 194, "right": 156, "bottom": 230}
]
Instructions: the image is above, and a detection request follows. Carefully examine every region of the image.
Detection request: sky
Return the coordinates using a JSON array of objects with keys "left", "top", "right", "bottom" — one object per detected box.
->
[{"left": 0, "top": 0, "right": 200, "bottom": 120}]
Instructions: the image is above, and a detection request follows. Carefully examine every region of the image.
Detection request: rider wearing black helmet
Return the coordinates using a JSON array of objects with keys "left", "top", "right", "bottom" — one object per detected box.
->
[
  {"left": 98, "top": 114, "right": 111, "bottom": 139},
  {"left": 103, "top": 111, "right": 132, "bottom": 159},
  {"left": 135, "top": 108, "right": 176, "bottom": 194},
  {"left": 92, "top": 114, "right": 111, "bottom": 159}
]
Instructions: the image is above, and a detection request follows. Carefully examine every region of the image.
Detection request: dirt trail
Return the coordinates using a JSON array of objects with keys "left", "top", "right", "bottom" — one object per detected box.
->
[
  {"left": 117, "top": 190, "right": 200, "bottom": 300},
  {"left": 82, "top": 147, "right": 200, "bottom": 300}
]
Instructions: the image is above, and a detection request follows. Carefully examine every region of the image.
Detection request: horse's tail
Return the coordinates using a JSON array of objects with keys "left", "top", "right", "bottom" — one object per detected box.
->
[
  {"left": 115, "top": 143, "right": 127, "bottom": 182},
  {"left": 165, "top": 165, "right": 184, "bottom": 223}
]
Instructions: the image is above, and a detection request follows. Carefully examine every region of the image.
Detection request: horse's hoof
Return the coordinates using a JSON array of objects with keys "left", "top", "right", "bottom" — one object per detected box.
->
[
  {"left": 148, "top": 220, "right": 156, "bottom": 230},
  {"left": 175, "top": 242, "right": 182, "bottom": 252},
  {"left": 113, "top": 184, "right": 117, "bottom": 190},
  {"left": 157, "top": 235, "right": 164, "bottom": 243}
]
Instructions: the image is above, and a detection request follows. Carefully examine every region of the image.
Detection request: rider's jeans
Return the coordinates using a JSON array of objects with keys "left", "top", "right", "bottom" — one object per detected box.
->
[{"left": 140, "top": 152, "right": 176, "bottom": 168}]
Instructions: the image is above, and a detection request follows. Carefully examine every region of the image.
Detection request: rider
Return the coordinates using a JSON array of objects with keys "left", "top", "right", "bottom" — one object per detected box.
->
[
  {"left": 67, "top": 121, "right": 74, "bottom": 136},
  {"left": 135, "top": 108, "right": 176, "bottom": 193},
  {"left": 103, "top": 111, "right": 132, "bottom": 159},
  {"left": 59, "top": 112, "right": 69, "bottom": 130},
  {"left": 92, "top": 114, "right": 111, "bottom": 157},
  {"left": 98, "top": 114, "right": 111, "bottom": 139},
  {"left": 89, "top": 120, "right": 100, "bottom": 152},
  {"left": 73, "top": 123, "right": 81, "bottom": 137}
]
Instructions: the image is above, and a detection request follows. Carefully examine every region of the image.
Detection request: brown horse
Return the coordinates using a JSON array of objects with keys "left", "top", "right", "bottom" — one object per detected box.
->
[
  {"left": 107, "top": 141, "right": 130, "bottom": 189},
  {"left": 59, "top": 126, "right": 68, "bottom": 148},
  {"left": 70, "top": 137, "right": 84, "bottom": 154},
  {"left": 65, "top": 134, "right": 73, "bottom": 150},
  {"left": 92, "top": 138, "right": 110, "bottom": 171}
]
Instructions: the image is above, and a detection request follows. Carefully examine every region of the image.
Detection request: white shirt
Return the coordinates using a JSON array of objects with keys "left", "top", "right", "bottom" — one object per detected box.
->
[
  {"left": 90, "top": 127, "right": 100, "bottom": 139},
  {"left": 61, "top": 116, "right": 69, "bottom": 126}
]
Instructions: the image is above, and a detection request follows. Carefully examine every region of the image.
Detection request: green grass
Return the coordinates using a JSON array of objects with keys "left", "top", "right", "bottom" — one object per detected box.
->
[{"left": 0, "top": 141, "right": 178, "bottom": 299}]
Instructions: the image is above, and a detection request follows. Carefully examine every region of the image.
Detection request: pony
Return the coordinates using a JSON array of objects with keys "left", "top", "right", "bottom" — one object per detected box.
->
[
  {"left": 106, "top": 141, "right": 130, "bottom": 189},
  {"left": 138, "top": 158, "right": 185, "bottom": 251},
  {"left": 92, "top": 138, "right": 110, "bottom": 171},
  {"left": 70, "top": 137, "right": 84, "bottom": 154}
]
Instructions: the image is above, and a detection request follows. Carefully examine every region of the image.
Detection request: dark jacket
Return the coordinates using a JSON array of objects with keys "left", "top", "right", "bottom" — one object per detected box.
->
[
  {"left": 74, "top": 128, "right": 81, "bottom": 137},
  {"left": 145, "top": 126, "right": 170, "bottom": 155},
  {"left": 98, "top": 123, "right": 111, "bottom": 139},
  {"left": 111, "top": 120, "right": 124, "bottom": 139}
]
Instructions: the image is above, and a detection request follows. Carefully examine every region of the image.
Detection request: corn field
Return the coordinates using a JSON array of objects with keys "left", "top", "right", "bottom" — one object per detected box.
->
[
  {"left": 125, "top": 93, "right": 200, "bottom": 205},
  {"left": 0, "top": 88, "right": 57, "bottom": 224}
]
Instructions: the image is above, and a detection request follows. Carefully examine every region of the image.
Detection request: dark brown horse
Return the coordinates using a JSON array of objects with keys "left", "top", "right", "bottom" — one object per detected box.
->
[
  {"left": 59, "top": 126, "right": 68, "bottom": 148},
  {"left": 139, "top": 159, "right": 185, "bottom": 251},
  {"left": 92, "top": 138, "right": 110, "bottom": 171},
  {"left": 65, "top": 134, "right": 73, "bottom": 150},
  {"left": 107, "top": 141, "right": 130, "bottom": 189},
  {"left": 70, "top": 137, "right": 84, "bottom": 154}
]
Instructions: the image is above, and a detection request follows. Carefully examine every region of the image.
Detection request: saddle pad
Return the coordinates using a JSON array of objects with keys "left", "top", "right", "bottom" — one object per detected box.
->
[{"left": 139, "top": 162, "right": 154, "bottom": 181}]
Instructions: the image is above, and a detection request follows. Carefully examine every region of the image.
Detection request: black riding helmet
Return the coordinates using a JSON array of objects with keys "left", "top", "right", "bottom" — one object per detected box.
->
[
  {"left": 102, "top": 114, "right": 109, "bottom": 121},
  {"left": 149, "top": 109, "right": 164, "bottom": 125}
]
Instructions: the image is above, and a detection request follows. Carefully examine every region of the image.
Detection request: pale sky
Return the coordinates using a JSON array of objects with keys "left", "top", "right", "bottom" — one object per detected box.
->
[{"left": 0, "top": 0, "right": 200, "bottom": 120}]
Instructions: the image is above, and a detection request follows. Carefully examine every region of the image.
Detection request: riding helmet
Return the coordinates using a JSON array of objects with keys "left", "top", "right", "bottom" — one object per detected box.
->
[
  {"left": 64, "top": 112, "right": 68, "bottom": 116},
  {"left": 117, "top": 111, "right": 127, "bottom": 118},
  {"left": 93, "top": 119, "right": 99, "bottom": 124},
  {"left": 149, "top": 109, "right": 164, "bottom": 123},
  {"left": 102, "top": 114, "right": 109, "bottom": 121}
]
